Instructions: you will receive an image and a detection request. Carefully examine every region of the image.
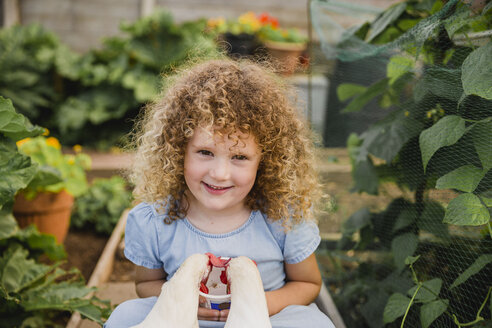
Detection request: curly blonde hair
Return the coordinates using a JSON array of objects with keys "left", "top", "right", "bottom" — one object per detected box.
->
[{"left": 129, "top": 58, "right": 320, "bottom": 226}]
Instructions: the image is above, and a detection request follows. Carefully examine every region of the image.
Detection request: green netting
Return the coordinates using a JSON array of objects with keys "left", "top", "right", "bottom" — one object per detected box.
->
[{"left": 311, "top": 0, "right": 492, "bottom": 327}]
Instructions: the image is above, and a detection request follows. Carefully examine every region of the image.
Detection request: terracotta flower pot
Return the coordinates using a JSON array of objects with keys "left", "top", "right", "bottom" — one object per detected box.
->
[
  {"left": 264, "top": 40, "right": 307, "bottom": 75},
  {"left": 13, "top": 190, "right": 74, "bottom": 244}
]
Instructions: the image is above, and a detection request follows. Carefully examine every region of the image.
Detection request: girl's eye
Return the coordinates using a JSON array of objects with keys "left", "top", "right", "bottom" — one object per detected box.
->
[
  {"left": 198, "top": 150, "right": 213, "bottom": 156},
  {"left": 233, "top": 154, "right": 248, "bottom": 160}
]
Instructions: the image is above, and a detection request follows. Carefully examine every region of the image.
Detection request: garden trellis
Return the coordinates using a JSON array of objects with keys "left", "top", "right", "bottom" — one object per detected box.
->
[{"left": 311, "top": 0, "right": 492, "bottom": 327}]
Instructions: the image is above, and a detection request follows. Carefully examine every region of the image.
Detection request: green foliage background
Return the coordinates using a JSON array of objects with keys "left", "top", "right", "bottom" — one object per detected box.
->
[
  {"left": 313, "top": 0, "right": 492, "bottom": 327},
  {"left": 0, "top": 10, "right": 220, "bottom": 149}
]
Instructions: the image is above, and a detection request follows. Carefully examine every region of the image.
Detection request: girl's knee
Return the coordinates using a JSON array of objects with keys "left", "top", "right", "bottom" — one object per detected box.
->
[{"left": 271, "top": 304, "right": 335, "bottom": 328}]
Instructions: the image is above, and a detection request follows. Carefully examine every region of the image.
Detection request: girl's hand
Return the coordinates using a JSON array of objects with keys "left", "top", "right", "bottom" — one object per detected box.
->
[{"left": 198, "top": 296, "right": 229, "bottom": 322}]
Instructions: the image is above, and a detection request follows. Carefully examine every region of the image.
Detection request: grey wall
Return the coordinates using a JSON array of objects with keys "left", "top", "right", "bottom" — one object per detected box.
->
[{"left": 15, "top": 0, "right": 396, "bottom": 53}]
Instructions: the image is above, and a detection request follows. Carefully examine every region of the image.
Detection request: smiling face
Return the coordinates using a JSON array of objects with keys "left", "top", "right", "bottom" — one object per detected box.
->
[{"left": 183, "top": 127, "right": 261, "bottom": 219}]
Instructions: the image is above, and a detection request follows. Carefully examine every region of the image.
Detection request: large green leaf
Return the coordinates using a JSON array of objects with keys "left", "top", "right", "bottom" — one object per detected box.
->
[
  {"left": 443, "top": 193, "right": 490, "bottom": 226},
  {"left": 352, "top": 158, "right": 379, "bottom": 195},
  {"left": 0, "top": 213, "right": 19, "bottom": 240},
  {"left": 366, "top": 2, "right": 407, "bottom": 42},
  {"left": 462, "top": 43, "right": 492, "bottom": 99},
  {"left": 391, "top": 233, "right": 418, "bottom": 270},
  {"left": 407, "top": 278, "right": 442, "bottom": 303},
  {"left": 471, "top": 120, "right": 492, "bottom": 170},
  {"left": 0, "top": 246, "right": 52, "bottom": 294},
  {"left": 0, "top": 97, "right": 44, "bottom": 141},
  {"left": 393, "top": 207, "right": 417, "bottom": 233},
  {"left": 337, "top": 83, "right": 366, "bottom": 102},
  {"left": 0, "top": 140, "right": 37, "bottom": 208},
  {"left": 341, "top": 78, "right": 389, "bottom": 113},
  {"left": 450, "top": 254, "right": 492, "bottom": 289},
  {"left": 417, "top": 201, "right": 449, "bottom": 238},
  {"left": 435, "top": 165, "right": 485, "bottom": 193},
  {"left": 419, "top": 115, "right": 466, "bottom": 171},
  {"left": 420, "top": 299, "right": 448, "bottom": 328},
  {"left": 413, "top": 67, "right": 463, "bottom": 102},
  {"left": 383, "top": 292, "right": 411, "bottom": 324},
  {"left": 361, "top": 113, "right": 423, "bottom": 163}
]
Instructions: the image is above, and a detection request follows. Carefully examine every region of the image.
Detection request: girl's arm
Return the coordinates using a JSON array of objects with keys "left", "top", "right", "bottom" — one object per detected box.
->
[
  {"left": 265, "top": 253, "right": 322, "bottom": 316},
  {"left": 135, "top": 265, "right": 167, "bottom": 298}
]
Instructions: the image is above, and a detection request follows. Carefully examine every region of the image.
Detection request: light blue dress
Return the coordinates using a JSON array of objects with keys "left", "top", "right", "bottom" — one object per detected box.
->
[{"left": 104, "top": 202, "right": 335, "bottom": 328}]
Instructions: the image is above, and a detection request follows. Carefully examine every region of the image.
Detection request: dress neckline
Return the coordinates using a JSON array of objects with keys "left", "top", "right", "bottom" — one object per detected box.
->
[{"left": 183, "top": 210, "right": 256, "bottom": 238}]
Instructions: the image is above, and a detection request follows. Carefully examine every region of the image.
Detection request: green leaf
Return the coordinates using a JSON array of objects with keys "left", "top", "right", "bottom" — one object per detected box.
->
[
  {"left": 462, "top": 43, "right": 492, "bottom": 99},
  {"left": 436, "top": 165, "right": 485, "bottom": 193},
  {"left": 419, "top": 115, "right": 466, "bottom": 171},
  {"left": 387, "top": 55, "right": 415, "bottom": 85},
  {"left": 352, "top": 158, "right": 379, "bottom": 195},
  {"left": 0, "top": 97, "right": 44, "bottom": 141},
  {"left": 366, "top": 2, "right": 407, "bottom": 42},
  {"left": 361, "top": 113, "right": 423, "bottom": 163},
  {"left": 341, "top": 78, "right": 389, "bottom": 113},
  {"left": 391, "top": 233, "right": 418, "bottom": 270},
  {"left": 450, "top": 254, "right": 492, "bottom": 289},
  {"left": 408, "top": 278, "right": 442, "bottom": 303},
  {"left": 0, "top": 246, "right": 52, "bottom": 294},
  {"left": 414, "top": 67, "right": 463, "bottom": 102},
  {"left": 0, "top": 213, "right": 18, "bottom": 240},
  {"left": 383, "top": 292, "right": 411, "bottom": 324},
  {"left": 0, "top": 140, "right": 37, "bottom": 207},
  {"left": 471, "top": 120, "right": 492, "bottom": 170},
  {"left": 421, "top": 299, "right": 448, "bottom": 328},
  {"left": 337, "top": 83, "right": 366, "bottom": 102},
  {"left": 443, "top": 193, "right": 490, "bottom": 226},
  {"left": 341, "top": 208, "right": 372, "bottom": 236},
  {"left": 405, "top": 255, "right": 420, "bottom": 266},
  {"left": 418, "top": 202, "right": 449, "bottom": 238},
  {"left": 393, "top": 207, "right": 417, "bottom": 233}
]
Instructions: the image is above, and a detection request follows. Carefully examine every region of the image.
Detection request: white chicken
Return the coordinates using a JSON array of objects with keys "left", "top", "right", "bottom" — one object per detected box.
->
[
  {"left": 130, "top": 253, "right": 272, "bottom": 328},
  {"left": 130, "top": 253, "right": 210, "bottom": 328},
  {"left": 225, "top": 256, "right": 272, "bottom": 328}
]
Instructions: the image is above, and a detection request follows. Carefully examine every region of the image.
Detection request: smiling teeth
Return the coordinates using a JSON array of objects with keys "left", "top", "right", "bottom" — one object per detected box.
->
[{"left": 207, "top": 184, "right": 227, "bottom": 190}]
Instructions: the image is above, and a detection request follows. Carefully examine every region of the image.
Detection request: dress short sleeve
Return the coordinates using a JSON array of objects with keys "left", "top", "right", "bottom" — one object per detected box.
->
[
  {"left": 283, "top": 221, "right": 321, "bottom": 264},
  {"left": 124, "top": 203, "right": 163, "bottom": 269}
]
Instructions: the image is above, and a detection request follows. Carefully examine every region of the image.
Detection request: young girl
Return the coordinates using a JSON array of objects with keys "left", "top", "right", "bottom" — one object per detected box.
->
[{"left": 104, "top": 59, "right": 334, "bottom": 328}]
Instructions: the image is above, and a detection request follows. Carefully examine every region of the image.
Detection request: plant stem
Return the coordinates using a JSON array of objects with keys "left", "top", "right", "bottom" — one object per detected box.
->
[
  {"left": 487, "top": 221, "right": 492, "bottom": 240},
  {"left": 453, "top": 286, "right": 492, "bottom": 327},
  {"left": 401, "top": 283, "right": 421, "bottom": 328}
]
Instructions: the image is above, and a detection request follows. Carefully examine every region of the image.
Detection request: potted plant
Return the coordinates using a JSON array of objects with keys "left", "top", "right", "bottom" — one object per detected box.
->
[
  {"left": 207, "top": 12, "right": 263, "bottom": 57},
  {"left": 14, "top": 135, "right": 91, "bottom": 243}
]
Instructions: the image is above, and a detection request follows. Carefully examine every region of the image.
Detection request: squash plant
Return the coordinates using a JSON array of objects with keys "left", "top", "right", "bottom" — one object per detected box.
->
[
  {"left": 0, "top": 97, "right": 110, "bottom": 326},
  {"left": 326, "top": 0, "right": 492, "bottom": 327}
]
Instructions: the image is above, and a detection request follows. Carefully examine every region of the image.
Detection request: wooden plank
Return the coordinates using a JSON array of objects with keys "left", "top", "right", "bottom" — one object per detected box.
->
[
  {"left": 66, "top": 209, "right": 129, "bottom": 328},
  {"left": 316, "top": 282, "right": 346, "bottom": 328}
]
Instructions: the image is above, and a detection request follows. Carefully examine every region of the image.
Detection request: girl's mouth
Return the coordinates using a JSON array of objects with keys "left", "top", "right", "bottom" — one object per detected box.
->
[{"left": 202, "top": 182, "right": 232, "bottom": 194}]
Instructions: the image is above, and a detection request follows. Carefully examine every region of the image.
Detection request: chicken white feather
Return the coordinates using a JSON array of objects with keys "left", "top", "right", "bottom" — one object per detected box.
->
[
  {"left": 130, "top": 253, "right": 210, "bottom": 328},
  {"left": 224, "top": 256, "right": 272, "bottom": 328}
]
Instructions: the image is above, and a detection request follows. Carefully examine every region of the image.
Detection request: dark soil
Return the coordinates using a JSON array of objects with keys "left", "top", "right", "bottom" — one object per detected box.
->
[
  {"left": 63, "top": 228, "right": 135, "bottom": 282},
  {"left": 62, "top": 228, "right": 108, "bottom": 281}
]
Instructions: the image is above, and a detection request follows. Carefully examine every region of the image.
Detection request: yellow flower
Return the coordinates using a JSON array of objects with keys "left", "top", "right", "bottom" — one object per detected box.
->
[
  {"left": 46, "top": 137, "right": 61, "bottom": 150},
  {"left": 42, "top": 128, "right": 50, "bottom": 136},
  {"left": 207, "top": 17, "right": 226, "bottom": 29},
  {"left": 426, "top": 111, "right": 432, "bottom": 119},
  {"left": 73, "top": 144, "right": 83, "bottom": 153},
  {"left": 67, "top": 155, "right": 75, "bottom": 165},
  {"left": 238, "top": 12, "right": 261, "bottom": 32},
  {"left": 404, "top": 111, "right": 410, "bottom": 117},
  {"left": 16, "top": 138, "right": 30, "bottom": 148}
]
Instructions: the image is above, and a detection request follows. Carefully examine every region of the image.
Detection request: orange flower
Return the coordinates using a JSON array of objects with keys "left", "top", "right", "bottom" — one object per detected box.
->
[
  {"left": 46, "top": 137, "right": 61, "bottom": 150},
  {"left": 73, "top": 144, "right": 83, "bottom": 153},
  {"left": 16, "top": 138, "right": 30, "bottom": 148},
  {"left": 257, "top": 12, "right": 279, "bottom": 29}
]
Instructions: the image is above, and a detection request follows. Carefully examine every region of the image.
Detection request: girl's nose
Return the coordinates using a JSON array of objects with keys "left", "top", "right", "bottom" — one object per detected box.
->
[{"left": 210, "top": 158, "right": 231, "bottom": 180}]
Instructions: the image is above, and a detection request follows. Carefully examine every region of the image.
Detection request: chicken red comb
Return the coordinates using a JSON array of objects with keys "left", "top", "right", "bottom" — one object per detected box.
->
[{"left": 206, "top": 253, "right": 231, "bottom": 267}]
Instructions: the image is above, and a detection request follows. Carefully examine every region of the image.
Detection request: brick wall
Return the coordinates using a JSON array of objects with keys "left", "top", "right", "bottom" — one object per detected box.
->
[{"left": 15, "top": 0, "right": 396, "bottom": 53}]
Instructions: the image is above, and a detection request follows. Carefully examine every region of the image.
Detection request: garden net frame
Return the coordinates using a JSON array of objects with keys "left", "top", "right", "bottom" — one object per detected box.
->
[{"left": 310, "top": 0, "right": 492, "bottom": 327}]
